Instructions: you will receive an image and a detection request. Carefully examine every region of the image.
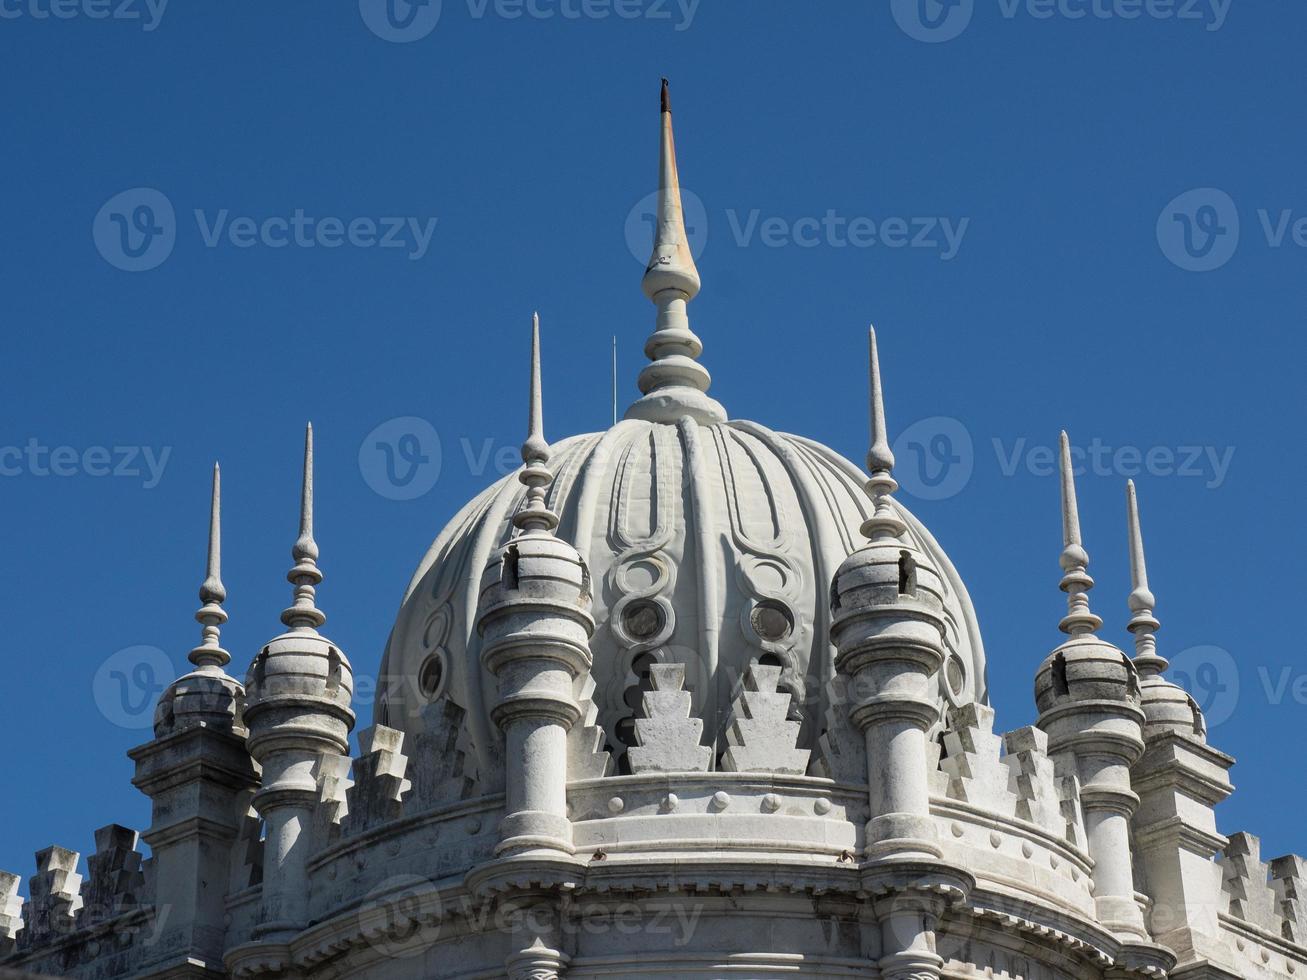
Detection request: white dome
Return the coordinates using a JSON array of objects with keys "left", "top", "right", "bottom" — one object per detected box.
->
[{"left": 377, "top": 416, "right": 987, "bottom": 779}]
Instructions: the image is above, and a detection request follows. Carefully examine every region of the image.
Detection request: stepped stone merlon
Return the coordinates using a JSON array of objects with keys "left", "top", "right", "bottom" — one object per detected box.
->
[
  {"left": 1220, "top": 832, "right": 1282, "bottom": 936},
  {"left": 628, "top": 664, "right": 712, "bottom": 774},
  {"left": 311, "top": 751, "right": 352, "bottom": 849},
  {"left": 722, "top": 663, "right": 810, "bottom": 774},
  {"left": 0, "top": 871, "right": 23, "bottom": 953},
  {"left": 410, "top": 697, "right": 478, "bottom": 809},
  {"left": 815, "top": 675, "right": 869, "bottom": 784},
  {"left": 940, "top": 703, "right": 1017, "bottom": 816},
  {"left": 343, "top": 725, "right": 411, "bottom": 836},
  {"left": 1272, "top": 854, "right": 1307, "bottom": 944},
  {"left": 26, "top": 846, "right": 82, "bottom": 946},
  {"left": 568, "top": 673, "right": 613, "bottom": 781},
  {"left": 80, "top": 825, "right": 145, "bottom": 923},
  {"left": 1002, "top": 726, "right": 1065, "bottom": 837}
]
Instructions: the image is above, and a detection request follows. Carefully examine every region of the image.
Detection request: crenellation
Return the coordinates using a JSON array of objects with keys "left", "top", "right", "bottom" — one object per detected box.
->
[
  {"left": 627, "top": 663, "right": 713, "bottom": 774},
  {"left": 568, "top": 672, "right": 614, "bottom": 781},
  {"left": 24, "top": 846, "right": 82, "bottom": 948},
  {"left": 1221, "top": 832, "right": 1284, "bottom": 936},
  {"left": 1002, "top": 725, "right": 1065, "bottom": 837},
  {"left": 940, "top": 702, "right": 1018, "bottom": 817},
  {"left": 1055, "top": 763, "right": 1088, "bottom": 851},
  {"left": 1271, "top": 854, "right": 1307, "bottom": 944},
  {"left": 721, "top": 663, "right": 810, "bottom": 774},
  {"left": 408, "top": 696, "right": 479, "bottom": 810},
  {"left": 342, "top": 725, "right": 411, "bottom": 836},
  {"left": 0, "top": 872, "right": 22, "bottom": 955},
  {"left": 813, "top": 674, "right": 868, "bottom": 784},
  {"left": 78, "top": 825, "right": 145, "bottom": 925},
  {"left": 311, "top": 751, "right": 352, "bottom": 849}
]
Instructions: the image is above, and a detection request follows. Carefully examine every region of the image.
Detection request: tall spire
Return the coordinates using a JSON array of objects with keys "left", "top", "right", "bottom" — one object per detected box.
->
[
  {"left": 859, "top": 325, "right": 907, "bottom": 542},
  {"left": 514, "top": 313, "right": 560, "bottom": 534},
  {"left": 190, "top": 463, "right": 230, "bottom": 669},
  {"left": 1058, "top": 431, "right": 1102, "bottom": 636},
  {"left": 626, "top": 78, "right": 726, "bottom": 426},
  {"left": 1126, "top": 480, "right": 1165, "bottom": 676},
  {"left": 282, "top": 423, "right": 325, "bottom": 629}
]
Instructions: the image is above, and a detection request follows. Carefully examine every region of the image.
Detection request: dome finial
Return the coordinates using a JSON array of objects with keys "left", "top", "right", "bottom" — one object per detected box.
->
[
  {"left": 282, "top": 423, "right": 326, "bottom": 629},
  {"left": 1126, "top": 480, "right": 1165, "bottom": 676},
  {"left": 189, "top": 462, "right": 230, "bottom": 669},
  {"left": 514, "top": 313, "right": 561, "bottom": 534},
  {"left": 626, "top": 78, "right": 726, "bottom": 426},
  {"left": 1058, "top": 431, "right": 1102, "bottom": 635},
  {"left": 859, "top": 325, "right": 907, "bottom": 542}
]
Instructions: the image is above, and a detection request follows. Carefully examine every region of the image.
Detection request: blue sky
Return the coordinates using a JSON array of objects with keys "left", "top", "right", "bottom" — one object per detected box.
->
[{"left": 2, "top": 1, "right": 1304, "bottom": 888}]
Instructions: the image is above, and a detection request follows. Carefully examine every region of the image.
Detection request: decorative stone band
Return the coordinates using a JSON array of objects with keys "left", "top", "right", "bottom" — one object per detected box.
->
[
  {"left": 1076, "top": 783, "right": 1143, "bottom": 820},
  {"left": 849, "top": 695, "right": 941, "bottom": 733},
  {"left": 489, "top": 693, "right": 584, "bottom": 732},
  {"left": 1037, "top": 701, "right": 1147, "bottom": 762}
]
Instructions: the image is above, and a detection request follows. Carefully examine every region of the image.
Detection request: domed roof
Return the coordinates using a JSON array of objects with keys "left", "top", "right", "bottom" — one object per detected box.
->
[
  {"left": 377, "top": 419, "right": 987, "bottom": 774},
  {"left": 375, "top": 85, "right": 987, "bottom": 778}
]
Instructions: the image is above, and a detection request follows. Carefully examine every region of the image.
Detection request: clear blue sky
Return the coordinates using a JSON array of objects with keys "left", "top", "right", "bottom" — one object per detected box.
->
[{"left": 2, "top": 1, "right": 1304, "bottom": 887}]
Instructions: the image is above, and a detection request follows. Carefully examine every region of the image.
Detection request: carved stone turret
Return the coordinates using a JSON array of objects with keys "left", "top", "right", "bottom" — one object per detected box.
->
[
  {"left": 1034, "top": 434, "right": 1149, "bottom": 944},
  {"left": 240, "top": 425, "right": 355, "bottom": 946},
  {"left": 129, "top": 464, "right": 259, "bottom": 978}
]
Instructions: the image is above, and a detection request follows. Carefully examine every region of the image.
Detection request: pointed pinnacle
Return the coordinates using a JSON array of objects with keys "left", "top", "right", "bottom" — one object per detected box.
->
[
  {"left": 191, "top": 461, "right": 229, "bottom": 669},
  {"left": 283, "top": 423, "right": 325, "bottom": 629},
  {"left": 866, "top": 325, "right": 895, "bottom": 474},
  {"left": 642, "top": 77, "right": 701, "bottom": 301},
  {"left": 1057, "top": 430, "right": 1100, "bottom": 636},
  {"left": 661, "top": 76, "right": 671, "bottom": 113},
  {"left": 1126, "top": 480, "right": 1163, "bottom": 671},
  {"left": 200, "top": 462, "right": 225, "bottom": 605},
  {"left": 522, "top": 312, "right": 548, "bottom": 466},
  {"left": 514, "top": 313, "right": 560, "bottom": 534}
]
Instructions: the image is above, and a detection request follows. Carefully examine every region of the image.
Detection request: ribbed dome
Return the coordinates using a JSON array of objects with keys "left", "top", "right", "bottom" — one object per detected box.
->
[{"left": 377, "top": 418, "right": 987, "bottom": 777}]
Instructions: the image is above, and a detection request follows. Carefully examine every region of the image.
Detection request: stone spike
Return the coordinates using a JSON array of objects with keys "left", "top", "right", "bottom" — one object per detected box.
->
[
  {"left": 282, "top": 423, "right": 325, "bottom": 629},
  {"left": 514, "top": 313, "right": 560, "bottom": 534},
  {"left": 642, "top": 77, "right": 701, "bottom": 302},
  {"left": 191, "top": 463, "right": 230, "bottom": 669},
  {"left": 1126, "top": 480, "right": 1165, "bottom": 676},
  {"left": 1057, "top": 431, "right": 1102, "bottom": 635},
  {"left": 859, "top": 326, "right": 907, "bottom": 542}
]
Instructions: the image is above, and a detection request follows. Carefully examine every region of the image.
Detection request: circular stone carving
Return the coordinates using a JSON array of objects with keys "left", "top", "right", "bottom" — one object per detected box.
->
[
  {"left": 761, "top": 793, "right": 781, "bottom": 813},
  {"left": 663, "top": 793, "right": 679, "bottom": 812},
  {"left": 814, "top": 798, "right": 832, "bottom": 815},
  {"left": 622, "top": 600, "right": 665, "bottom": 641},
  {"left": 950, "top": 822, "right": 964, "bottom": 838},
  {"left": 608, "top": 796, "right": 625, "bottom": 814},
  {"left": 711, "top": 791, "right": 731, "bottom": 811},
  {"left": 749, "top": 601, "right": 794, "bottom": 642},
  {"left": 418, "top": 649, "right": 448, "bottom": 702}
]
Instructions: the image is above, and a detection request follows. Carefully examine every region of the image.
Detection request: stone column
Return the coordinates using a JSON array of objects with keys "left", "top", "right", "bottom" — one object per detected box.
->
[{"left": 478, "top": 535, "right": 594, "bottom": 858}]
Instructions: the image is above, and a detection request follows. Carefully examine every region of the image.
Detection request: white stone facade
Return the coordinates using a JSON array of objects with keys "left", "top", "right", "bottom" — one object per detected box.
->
[{"left": 0, "top": 84, "right": 1300, "bottom": 980}]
